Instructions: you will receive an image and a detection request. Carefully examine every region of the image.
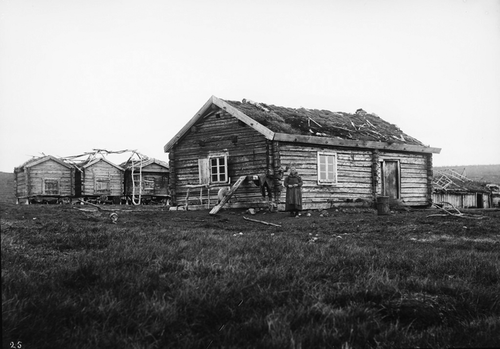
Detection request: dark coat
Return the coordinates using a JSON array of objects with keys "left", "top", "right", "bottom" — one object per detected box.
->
[{"left": 284, "top": 173, "right": 303, "bottom": 211}]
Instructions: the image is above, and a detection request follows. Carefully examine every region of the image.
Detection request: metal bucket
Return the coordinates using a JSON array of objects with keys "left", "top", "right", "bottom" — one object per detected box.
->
[{"left": 376, "top": 196, "right": 390, "bottom": 215}]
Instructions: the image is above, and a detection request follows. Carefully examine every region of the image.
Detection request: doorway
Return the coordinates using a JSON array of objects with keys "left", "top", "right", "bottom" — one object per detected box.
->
[
  {"left": 381, "top": 160, "right": 400, "bottom": 199},
  {"left": 477, "top": 193, "right": 484, "bottom": 208}
]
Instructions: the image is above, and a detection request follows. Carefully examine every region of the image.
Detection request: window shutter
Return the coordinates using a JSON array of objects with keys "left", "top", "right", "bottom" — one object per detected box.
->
[{"left": 198, "top": 158, "right": 210, "bottom": 184}]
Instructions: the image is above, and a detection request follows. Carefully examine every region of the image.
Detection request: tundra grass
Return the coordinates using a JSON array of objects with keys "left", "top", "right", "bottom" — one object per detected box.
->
[{"left": 1, "top": 205, "right": 499, "bottom": 348}]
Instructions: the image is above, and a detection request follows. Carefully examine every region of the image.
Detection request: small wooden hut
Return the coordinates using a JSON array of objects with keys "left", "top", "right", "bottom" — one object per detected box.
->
[
  {"left": 78, "top": 158, "right": 124, "bottom": 203},
  {"left": 122, "top": 158, "right": 170, "bottom": 204},
  {"left": 164, "top": 96, "right": 441, "bottom": 210},
  {"left": 14, "top": 155, "right": 75, "bottom": 204},
  {"left": 432, "top": 169, "right": 493, "bottom": 208}
]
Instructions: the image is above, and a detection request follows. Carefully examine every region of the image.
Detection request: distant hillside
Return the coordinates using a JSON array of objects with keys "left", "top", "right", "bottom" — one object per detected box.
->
[
  {"left": 433, "top": 164, "right": 500, "bottom": 184},
  {"left": 0, "top": 172, "right": 16, "bottom": 204}
]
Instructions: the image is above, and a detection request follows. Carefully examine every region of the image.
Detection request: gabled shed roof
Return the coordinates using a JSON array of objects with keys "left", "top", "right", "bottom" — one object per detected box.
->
[
  {"left": 121, "top": 158, "right": 169, "bottom": 171},
  {"left": 164, "top": 95, "right": 441, "bottom": 154},
  {"left": 80, "top": 158, "right": 124, "bottom": 171},
  {"left": 14, "top": 155, "right": 75, "bottom": 172}
]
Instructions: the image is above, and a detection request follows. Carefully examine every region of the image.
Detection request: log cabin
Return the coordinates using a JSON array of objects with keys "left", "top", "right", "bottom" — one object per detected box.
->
[
  {"left": 14, "top": 155, "right": 76, "bottom": 204},
  {"left": 164, "top": 96, "right": 441, "bottom": 210},
  {"left": 77, "top": 158, "right": 124, "bottom": 203},
  {"left": 122, "top": 158, "right": 170, "bottom": 204}
]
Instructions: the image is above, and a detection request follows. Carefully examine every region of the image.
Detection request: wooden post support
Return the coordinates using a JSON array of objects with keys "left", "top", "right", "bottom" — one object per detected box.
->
[
  {"left": 207, "top": 188, "right": 210, "bottom": 209},
  {"left": 209, "top": 176, "right": 246, "bottom": 215},
  {"left": 185, "top": 188, "right": 190, "bottom": 210}
]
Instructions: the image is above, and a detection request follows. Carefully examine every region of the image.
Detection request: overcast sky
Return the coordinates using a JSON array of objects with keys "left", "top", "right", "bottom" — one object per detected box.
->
[{"left": 1, "top": 0, "right": 499, "bottom": 172}]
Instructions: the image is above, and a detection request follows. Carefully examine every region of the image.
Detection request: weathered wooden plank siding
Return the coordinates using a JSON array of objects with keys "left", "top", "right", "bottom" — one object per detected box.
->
[
  {"left": 124, "top": 171, "right": 170, "bottom": 196},
  {"left": 169, "top": 112, "right": 269, "bottom": 206},
  {"left": 432, "top": 193, "right": 477, "bottom": 208},
  {"left": 82, "top": 161, "right": 123, "bottom": 197},
  {"left": 27, "top": 160, "right": 74, "bottom": 197},
  {"left": 144, "top": 163, "right": 169, "bottom": 172},
  {"left": 14, "top": 170, "right": 27, "bottom": 197},
  {"left": 378, "top": 151, "right": 431, "bottom": 206},
  {"left": 171, "top": 111, "right": 269, "bottom": 206},
  {"left": 279, "top": 143, "right": 374, "bottom": 209}
]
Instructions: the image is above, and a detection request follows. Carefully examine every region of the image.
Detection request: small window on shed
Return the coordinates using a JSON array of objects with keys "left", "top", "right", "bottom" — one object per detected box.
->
[
  {"left": 44, "top": 179, "right": 59, "bottom": 195},
  {"left": 134, "top": 175, "right": 155, "bottom": 191},
  {"left": 95, "top": 178, "right": 110, "bottom": 192},
  {"left": 143, "top": 178, "right": 155, "bottom": 191},
  {"left": 317, "top": 152, "right": 337, "bottom": 184}
]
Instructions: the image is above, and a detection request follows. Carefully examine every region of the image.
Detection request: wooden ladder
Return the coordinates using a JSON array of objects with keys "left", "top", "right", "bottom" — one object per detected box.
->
[{"left": 209, "top": 175, "right": 246, "bottom": 215}]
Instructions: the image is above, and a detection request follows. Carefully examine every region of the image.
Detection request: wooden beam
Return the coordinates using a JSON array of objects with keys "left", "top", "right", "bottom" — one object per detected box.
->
[
  {"left": 273, "top": 133, "right": 441, "bottom": 154},
  {"left": 212, "top": 97, "right": 275, "bottom": 140},
  {"left": 243, "top": 216, "right": 282, "bottom": 227},
  {"left": 209, "top": 175, "right": 246, "bottom": 215}
]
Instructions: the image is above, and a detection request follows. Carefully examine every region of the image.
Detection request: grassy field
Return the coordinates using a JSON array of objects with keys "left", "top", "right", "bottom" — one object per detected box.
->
[{"left": 1, "top": 204, "right": 499, "bottom": 348}]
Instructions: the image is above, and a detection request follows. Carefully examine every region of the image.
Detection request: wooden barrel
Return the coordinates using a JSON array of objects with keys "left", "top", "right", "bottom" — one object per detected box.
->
[{"left": 376, "top": 196, "right": 390, "bottom": 215}]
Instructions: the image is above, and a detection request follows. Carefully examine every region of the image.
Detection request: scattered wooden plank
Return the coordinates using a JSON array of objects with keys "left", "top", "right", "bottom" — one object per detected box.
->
[
  {"left": 243, "top": 216, "right": 282, "bottom": 227},
  {"left": 77, "top": 199, "right": 119, "bottom": 212},
  {"left": 428, "top": 202, "right": 487, "bottom": 220}
]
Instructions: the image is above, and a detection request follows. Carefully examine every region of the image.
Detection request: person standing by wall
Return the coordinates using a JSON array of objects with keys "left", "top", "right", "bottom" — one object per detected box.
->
[{"left": 284, "top": 166, "right": 303, "bottom": 217}]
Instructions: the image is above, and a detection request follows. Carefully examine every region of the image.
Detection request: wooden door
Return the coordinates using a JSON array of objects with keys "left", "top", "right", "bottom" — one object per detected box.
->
[{"left": 382, "top": 160, "right": 400, "bottom": 199}]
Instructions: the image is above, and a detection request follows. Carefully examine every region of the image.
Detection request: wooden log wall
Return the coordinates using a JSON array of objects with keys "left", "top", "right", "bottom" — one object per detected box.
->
[
  {"left": 377, "top": 151, "right": 432, "bottom": 206},
  {"left": 426, "top": 153, "right": 433, "bottom": 204},
  {"left": 279, "top": 143, "right": 374, "bottom": 209},
  {"left": 272, "top": 140, "right": 284, "bottom": 203},
  {"left": 14, "top": 170, "right": 27, "bottom": 198},
  {"left": 169, "top": 150, "right": 176, "bottom": 202},
  {"left": 82, "top": 161, "right": 123, "bottom": 197},
  {"left": 371, "top": 150, "right": 380, "bottom": 200},
  {"left": 22, "top": 160, "right": 74, "bottom": 197},
  {"left": 170, "top": 110, "right": 270, "bottom": 207},
  {"left": 124, "top": 164, "right": 169, "bottom": 196}
]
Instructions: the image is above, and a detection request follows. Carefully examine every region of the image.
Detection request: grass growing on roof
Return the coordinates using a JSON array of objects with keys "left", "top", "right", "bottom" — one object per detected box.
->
[{"left": 225, "top": 99, "right": 424, "bottom": 145}]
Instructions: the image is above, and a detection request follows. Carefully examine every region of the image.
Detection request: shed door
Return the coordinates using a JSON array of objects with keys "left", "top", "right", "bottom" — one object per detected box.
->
[{"left": 382, "top": 160, "right": 400, "bottom": 199}]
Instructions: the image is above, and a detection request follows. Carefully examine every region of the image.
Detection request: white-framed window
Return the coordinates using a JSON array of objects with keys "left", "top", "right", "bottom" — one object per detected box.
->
[
  {"left": 209, "top": 154, "right": 228, "bottom": 183},
  {"left": 95, "top": 177, "right": 110, "bottom": 192},
  {"left": 317, "top": 152, "right": 337, "bottom": 184},
  {"left": 44, "top": 178, "right": 59, "bottom": 195},
  {"left": 199, "top": 152, "right": 229, "bottom": 184}
]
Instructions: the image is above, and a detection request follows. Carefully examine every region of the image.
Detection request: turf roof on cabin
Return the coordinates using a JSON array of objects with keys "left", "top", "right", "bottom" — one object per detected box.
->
[{"left": 224, "top": 99, "right": 425, "bottom": 146}]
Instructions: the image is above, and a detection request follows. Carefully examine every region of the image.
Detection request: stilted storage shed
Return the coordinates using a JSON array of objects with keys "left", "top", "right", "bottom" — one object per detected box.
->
[
  {"left": 14, "top": 155, "right": 76, "bottom": 204},
  {"left": 78, "top": 158, "right": 124, "bottom": 203},
  {"left": 123, "top": 158, "right": 170, "bottom": 204}
]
